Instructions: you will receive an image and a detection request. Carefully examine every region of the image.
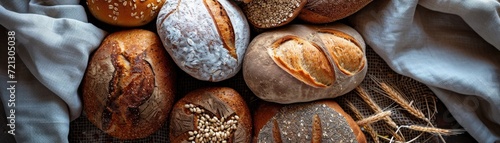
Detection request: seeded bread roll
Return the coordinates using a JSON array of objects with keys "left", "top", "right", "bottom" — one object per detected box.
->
[
  {"left": 157, "top": 0, "right": 250, "bottom": 82},
  {"left": 83, "top": 29, "right": 176, "bottom": 139},
  {"left": 86, "top": 0, "right": 165, "bottom": 27},
  {"left": 243, "top": 23, "right": 367, "bottom": 104},
  {"left": 298, "top": 0, "right": 372, "bottom": 24},
  {"left": 170, "top": 87, "right": 252, "bottom": 143},
  {"left": 253, "top": 100, "right": 367, "bottom": 143},
  {"left": 242, "top": 0, "right": 307, "bottom": 29}
]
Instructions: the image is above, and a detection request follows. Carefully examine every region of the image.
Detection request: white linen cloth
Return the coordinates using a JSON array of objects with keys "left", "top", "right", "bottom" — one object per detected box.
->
[
  {"left": 0, "top": 0, "right": 106, "bottom": 142},
  {"left": 349, "top": 0, "right": 500, "bottom": 142}
]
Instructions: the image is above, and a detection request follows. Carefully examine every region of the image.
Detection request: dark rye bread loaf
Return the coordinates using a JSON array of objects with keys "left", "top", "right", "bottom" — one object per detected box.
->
[
  {"left": 82, "top": 29, "right": 176, "bottom": 139},
  {"left": 243, "top": 23, "right": 367, "bottom": 103},
  {"left": 253, "top": 100, "right": 367, "bottom": 143},
  {"left": 169, "top": 87, "right": 252, "bottom": 143}
]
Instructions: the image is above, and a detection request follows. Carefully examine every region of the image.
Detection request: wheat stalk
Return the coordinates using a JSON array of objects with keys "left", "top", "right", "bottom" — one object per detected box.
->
[
  {"left": 379, "top": 132, "right": 424, "bottom": 143},
  {"left": 405, "top": 125, "right": 466, "bottom": 136},
  {"left": 370, "top": 75, "right": 428, "bottom": 122},
  {"left": 356, "top": 110, "right": 392, "bottom": 127},
  {"left": 344, "top": 100, "right": 380, "bottom": 143},
  {"left": 379, "top": 135, "right": 405, "bottom": 143},
  {"left": 344, "top": 99, "right": 363, "bottom": 121},
  {"left": 355, "top": 86, "right": 399, "bottom": 128},
  {"left": 387, "top": 126, "right": 406, "bottom": 142}
]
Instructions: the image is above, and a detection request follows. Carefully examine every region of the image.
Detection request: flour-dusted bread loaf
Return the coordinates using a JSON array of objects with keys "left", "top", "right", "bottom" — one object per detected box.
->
[
  {"left": 253, "top": 100, "right": 367, "bottom": 143},
  {"left": 169, "top": 87, "right": 252, "bottom": 143},
  {"left": 298, "top": 0, "right": 372, "bottom": 24},
  {"left": 243, "top": 23, "right": 367, "bottom": 104},
  {"left": 156, "top": 0, "right": 250, "bottom": 82},
  {"left": 83, "top": 29, "right": 176, "bottom": 139},
  {"left": 86, "top": 0, "right": 166, "bottom": 27}
]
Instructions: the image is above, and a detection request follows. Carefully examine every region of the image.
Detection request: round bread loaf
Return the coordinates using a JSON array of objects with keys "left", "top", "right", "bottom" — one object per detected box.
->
[
  {"left": 243, "top": 23, "right": 367, "bottom": 104},
  {"left": 169, "top": 87, "right": 252, "bottom": 143},
  {"left": 253, "top": 100, "right": 367, "bottom": 143},
  {"left": 156, "top": 0, "right": 250, "bottom": 82},
  {"left": 82, "top": 29, "right": 176, "bottom": 139},
  {"left": 298, "top": 0, "right": 372, "bottom": 24},
  {"left": 86, "top": 0, "right": 165, "bottom": 27},
  {"left": 242, "top": 0, "right": 307, "bottom": 29}
]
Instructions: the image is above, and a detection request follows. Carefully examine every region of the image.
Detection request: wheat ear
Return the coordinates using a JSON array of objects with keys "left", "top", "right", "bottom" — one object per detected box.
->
[
  {"left": 355, "top": 86, "right": 399, "bottom": 128},
  {"left": 370, "top": 75, "right": 428, "bottom": 122},
  {"left": 405, "top": 125, "right": 466, "bottom": 136},
  {"left": 356, "top": 110, "right": 392, "bottom": 127}
]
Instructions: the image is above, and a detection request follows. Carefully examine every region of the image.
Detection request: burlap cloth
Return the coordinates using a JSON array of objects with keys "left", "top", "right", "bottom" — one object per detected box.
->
[{"left": 69, "top": 44, "right": 465, "bottom": 142}]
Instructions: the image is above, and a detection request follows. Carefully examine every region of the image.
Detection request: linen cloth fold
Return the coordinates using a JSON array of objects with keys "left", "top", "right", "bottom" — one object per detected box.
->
[
  {"left": 349, "top": 0, "right": 500, "bottom": 142},
  {"left": 0, "top": 0, "right": 106, "bottom": 142}
]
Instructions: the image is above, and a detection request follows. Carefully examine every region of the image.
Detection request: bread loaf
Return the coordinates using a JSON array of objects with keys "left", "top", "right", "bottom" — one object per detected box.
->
[
  {"left": 243, "top": 23, "right": 367, "bottom": 104},
  {"left": 86, "top": 0, "right": 165, "bottom": 27},
  {"left": 242, "top": 0, "right": 307, "bottom": 29},
  {"left": 156, "top": 0, "right": 250, "bottom": 82},
  {"left": 82, "top": 29, "right": 176, "bottom": 139},
  {"left": 169, "top": 87, "right": 252, "bottom": 143},
  {"left": 298, "top": 0, "right": 372, "bottom": 24},
  {"left": 233, "top": 0, "right": 251, "bottom": 3},
  {"left": 253, "top": 100, "right": 367, "bottom": 143}
]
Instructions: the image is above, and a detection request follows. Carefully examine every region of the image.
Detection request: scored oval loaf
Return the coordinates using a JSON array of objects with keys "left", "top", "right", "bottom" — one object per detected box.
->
[
  {"left": 243, "top": 23, "right": 367, "bottom": 104},
  {"left": 169, "top": 87, "right": 252, "bottom": 143},
  {"left": 156, "top": 0, "right": 250, "bottom": 82},
  {"left": 82, "top": 29, "right": 176, "bottom": 139},
  {"left": 253, "top": 100, "right": 367, "bottom": 143}
]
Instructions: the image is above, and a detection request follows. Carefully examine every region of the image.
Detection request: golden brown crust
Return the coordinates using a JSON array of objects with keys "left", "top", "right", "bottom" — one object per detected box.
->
[
  {"left": 269, "top": 35, "right": 334, "bottom": 87},
  {"left": 242, "top": 0, "right": 307, "bottom": 29},
  {"left": 86, "top": 0, "right": 166, "bottom": 27},
  {"left": 83, "top": 29, "right": 176, "bottom": 140},
  {"left": 204, "top": 0, "right": 237, "bottom": 59},
  {"left": 170, "top": 87, "right": 252, "bottom": 143},
  {"left": 317, "top": 29, "right": 365, "bottom": 75},
  {"left": 298, "top": 0, "right": 373, "bottom": 23},
  {"left": 253, "top": 100, "right": 367, "bottom": 143}
]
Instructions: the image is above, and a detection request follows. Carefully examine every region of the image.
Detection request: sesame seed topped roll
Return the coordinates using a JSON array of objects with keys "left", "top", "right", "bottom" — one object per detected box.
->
[{"left": 86, "top": 0, "right": 165, "bottom": 27}]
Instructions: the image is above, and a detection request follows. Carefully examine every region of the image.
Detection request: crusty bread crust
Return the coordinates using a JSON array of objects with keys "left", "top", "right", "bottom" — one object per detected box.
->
[
  {"left": 243, "top": 23, "right": 367, "bottom": 104},
  {"left": 83, "top": 29, "right": 176, "bottom": 139}
]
